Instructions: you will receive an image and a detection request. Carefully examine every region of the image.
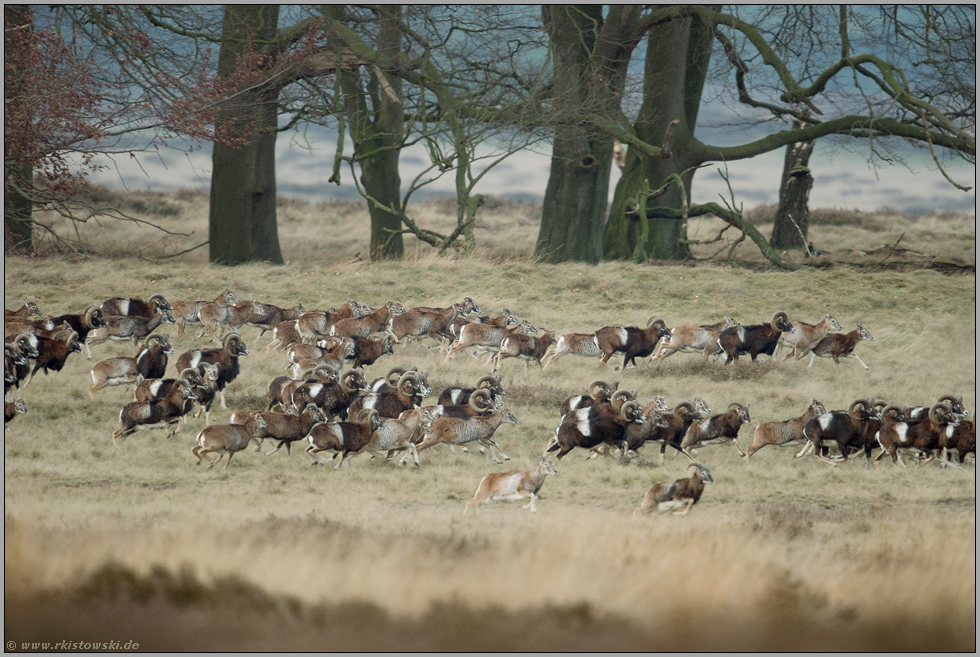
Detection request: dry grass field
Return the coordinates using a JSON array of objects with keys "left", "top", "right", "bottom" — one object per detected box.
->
[{"left": 4, "top": 189, "right": 976, "bottom": 651}]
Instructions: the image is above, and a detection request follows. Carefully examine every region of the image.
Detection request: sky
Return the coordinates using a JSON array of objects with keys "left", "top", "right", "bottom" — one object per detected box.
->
[{"left": 89, "top": 128, "right": 976, "bottom": 217}]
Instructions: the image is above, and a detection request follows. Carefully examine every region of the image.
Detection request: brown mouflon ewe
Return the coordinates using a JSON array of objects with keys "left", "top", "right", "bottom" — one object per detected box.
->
[
  {"left": 634, "top": 462, "right": 713, "bottom": 517},
  {"left": 464, "top": 456, "right": 559, "bottom": 514}
]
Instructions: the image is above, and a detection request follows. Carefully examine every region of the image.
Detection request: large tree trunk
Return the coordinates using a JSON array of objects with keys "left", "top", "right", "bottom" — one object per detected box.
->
[
  {"left": 770, "top": 121, "right": 815, "bottom": 250},
  {"left": 4, "top": 164, "right": 33, "bottom": 255},
  {"left": 537, "top": 129, "right": 615, "bottom": 264},
  {"left": 604, "top": 11, "right": 715, "bottom": 261},
  {"left": 329, "top": 5, "right": 405, "bottom": 261},
  {"left": 208, "top": 5, "right": 284, "bottom": 265},
  {"left": 4, "top": 4, "right": 35, "bottom": 255},
  {"left": 535, "top": 6, "right": 638, "bottom": 264}
]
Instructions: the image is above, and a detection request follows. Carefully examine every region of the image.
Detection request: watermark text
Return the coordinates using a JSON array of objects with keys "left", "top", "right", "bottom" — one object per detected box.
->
[{"left": 7, "top": 639, "right": 139, "bottom": 651}]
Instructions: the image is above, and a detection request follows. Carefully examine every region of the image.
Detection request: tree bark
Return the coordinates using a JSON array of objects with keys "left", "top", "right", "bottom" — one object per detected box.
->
[
  {"left": 770, "top": 120, "right": 815, "bottom": 250},
  {"left": 535, "top": 5, "right": 639, "bottom": 264},
  {"left": 208, "top": 5, "right": 284, "bottom": 265},
  {"left": 605, "top": 10, "right": 715, "bottom": 261},
  {"left": 328, "top": 5, "right": 405, "bottom": 261},
  {"left": 4, "top": 4, "right": 35, "bottom": 255}
]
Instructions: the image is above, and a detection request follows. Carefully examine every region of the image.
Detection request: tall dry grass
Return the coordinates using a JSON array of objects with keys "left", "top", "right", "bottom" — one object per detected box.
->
[{"left": 4, "top": 189, "right": 976, "bottom": 650}]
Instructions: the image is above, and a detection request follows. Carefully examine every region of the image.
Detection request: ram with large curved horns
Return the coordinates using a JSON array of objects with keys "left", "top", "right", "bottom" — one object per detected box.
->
[
  {"left": 594, "top": 317, "right": 671, "bottom": 370},
  {"left": 175, "top": 331, "right": 249, "bottom": 410}
]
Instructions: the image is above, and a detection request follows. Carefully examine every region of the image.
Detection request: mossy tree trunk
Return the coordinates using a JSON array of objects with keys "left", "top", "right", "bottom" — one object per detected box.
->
[
  {"left": 770, "top": 120, "right": 815, "bottom": 250},
  {"left": 328, "top": 5, "right": 405, "bottom": 261},
  {"left": 605, "top": 10, "right": 715, "bottom": 262},
  {"left": 4, "top": 162, "right": 34, "bottom": 256},
  {"left": 535, "top": 6, "right": 639, "bottom": 264},
  {"left": 208, "top": 5, "right": 284, "bottom": 265}
]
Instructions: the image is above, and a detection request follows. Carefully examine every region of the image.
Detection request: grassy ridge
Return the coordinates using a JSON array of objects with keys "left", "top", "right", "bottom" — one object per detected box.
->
[{"left": 4, "top": 194, "right": 976, "bottom": 651}]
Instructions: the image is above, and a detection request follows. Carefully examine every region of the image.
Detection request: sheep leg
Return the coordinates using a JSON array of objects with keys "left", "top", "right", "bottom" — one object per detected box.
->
[
  {"left": 542, "top": 352, "right": 563, "bottom": 369},
  {"left": 307, "top": 447, "right": 338, "bottom": 465},
  {"left": 484, "top": 438, "right": 509, "bottom": 463},
  {"left": 522, "top": 493, "right": 538, "bottom": 513},
  {"left": 414, "top": 435, "right": 443, "bottom": 454},
  {"left": 334, "top": 451, "right": 354, "bottom": 470},
  {"left": 654, "top": 347, "right": 675, "bottom": 366},
  {"left": 939, "top": 448, "right": 962, "bottom": 468},
  {"left": 847, "top": 354, "right": 870, "bottom": 369},
  {"left": 794, "top": 441, "right": 814, "bottom": 458},
  {"left": 481, "top": 440, "right": 503, "bottom": 464},
  {"left": 199, "top": 451, "right": 222, "bottom": 468},
  {"left": 731, "top": 438, "right": 746, "bottom": 457},
  {"left": 814, "top": 451, "right": 841, "bottom": 466},
  {"left": 675, "top": 498, "right": 695, "bottom": 516},
  {"left": 399, "top": 443, "right": 420, "bottom": 466}
]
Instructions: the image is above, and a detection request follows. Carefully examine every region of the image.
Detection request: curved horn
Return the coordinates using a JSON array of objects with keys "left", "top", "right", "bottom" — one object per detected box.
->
[
  {"left": 673, "top": 400, "right": 696, "bottom": 415},
  {"left": 385, "top": 367, "right": 407, "bottom": 388},
  {"left": 848, "top": 397, "right": 875, "bottom": 419},
  {"left": 178, "top": 367, "right": 203, "bottom": 383},
  {"left": 937, "top": 394, "right": 963, "bottom": 411},
  {"left": 930, "top": 401, "right": 953, "bottom": 424},
  {"left": 84, "top": 305, "right": 100, "bottom": 326},
  {"left": 476, "top": 374, "right": 497, "bottom": 390},
  {"left": 880, "top": 404, "right": 905, "bottom": 422},
  {"left": 646, "top": 317, "right": 666, "bottom": 329},
  {"left": 610, "top": 389, "right": 634, "bottom": 411},
  {"left": 340, "top": 369, "right": 358, "bottom": 393},
  {"left": 222, "top": 331, "right": 242, "bottom": 349},
  {"left": 619, "top": 400, "right": 642, "bottom": 421},
  {"left": 588, "top": 380, "right": 612, "bottom": 398},
  {"left": 398, "top": 370, "right": 419, "bottom": 396},
  {"left": 310, "top": 365, "right": 333, "bottom": 382},
  {"left": 687, "top": 461, "right": 707, "bottom": 473},
  {"left": 468, "top": 388, "right": 494, "bottom": 412},
  {"left": 771, "top": 311, "right": 790, "bottom": 331},
  {"left": 728, "top": 402, "right": 747, "bottom": 412}
]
